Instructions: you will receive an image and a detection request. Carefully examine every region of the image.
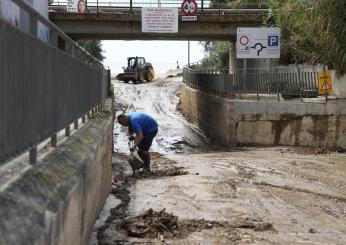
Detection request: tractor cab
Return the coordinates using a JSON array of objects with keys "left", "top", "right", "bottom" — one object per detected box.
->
[
  {"left": 117, "top": 56, "right": 155, "bottom": 83},
  {"left": 126, "top": 57, "right": 146, "bottom": 71}
]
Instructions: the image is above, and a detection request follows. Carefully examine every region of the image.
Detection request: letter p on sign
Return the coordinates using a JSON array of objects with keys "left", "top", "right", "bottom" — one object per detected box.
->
[{"left": 268, "top": 36, "right": 278, "bottom": 47}]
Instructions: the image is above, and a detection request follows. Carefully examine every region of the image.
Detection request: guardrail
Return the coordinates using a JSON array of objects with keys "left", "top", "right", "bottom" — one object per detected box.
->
[
  {"left": 51, "top": 0, "right": 211, "bottom": 9},
  {"left": 0, "top": 0, "right": 110, "bottom": 165},
  {"left": 49, "top": 0, "right": 269, "bottom": 14},
  {"left": 183, "top": 64, "right": 319, "bottom": 101}
]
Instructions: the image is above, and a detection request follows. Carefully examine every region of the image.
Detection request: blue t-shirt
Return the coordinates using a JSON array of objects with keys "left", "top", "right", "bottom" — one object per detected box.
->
[{"left": 129, "top": 112, "right": 158, "bottom": 134}]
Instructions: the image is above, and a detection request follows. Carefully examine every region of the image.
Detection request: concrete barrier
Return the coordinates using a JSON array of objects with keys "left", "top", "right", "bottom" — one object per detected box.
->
[
  {"left": 0, "top": 99, "right": 113, "bottom": 245},
  {"left": 181, "top": 85, "right": 346, "bottom": 149}
]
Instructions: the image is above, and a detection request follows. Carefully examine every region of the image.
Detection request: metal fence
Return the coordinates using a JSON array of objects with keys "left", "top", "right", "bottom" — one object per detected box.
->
[
  {"left": 49, "top": 0, "right": 269, "bottom": 14},
  {"left": 0, "top": 1, "right": 110, "bottom": 165},
  {"left": 183, "top": 65, "right": 319, "bottom": 100},
  {"left": 51, "top": 0, "right": 211, "bottom": 9}
]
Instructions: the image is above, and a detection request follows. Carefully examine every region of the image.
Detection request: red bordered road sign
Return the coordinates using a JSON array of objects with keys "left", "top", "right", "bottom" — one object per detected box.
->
[
  {"left": 239, "top": 35, "right": 249, "bottom": 45},
  {"left": 181, "top": 0, "right": 198, "bottom": 16}
]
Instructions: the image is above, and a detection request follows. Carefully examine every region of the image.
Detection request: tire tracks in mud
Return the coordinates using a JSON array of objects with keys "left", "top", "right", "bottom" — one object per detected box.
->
[
  {"left": 254, "top": 180, "right": 346, "bottom": 221},
  {"left": 255, "top": 181, "right": 346, "bottom": 203}
]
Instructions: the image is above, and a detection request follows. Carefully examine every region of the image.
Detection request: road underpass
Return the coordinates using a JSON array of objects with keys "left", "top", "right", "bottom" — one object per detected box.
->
[{"left": 2, "top": 0, "right": 346, "bottom": 244}]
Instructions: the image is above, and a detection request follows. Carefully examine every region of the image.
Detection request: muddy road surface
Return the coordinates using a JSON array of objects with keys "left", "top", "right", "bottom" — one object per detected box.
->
[{"left": 96, "top": 74, "right": 346, "bottom": 244}]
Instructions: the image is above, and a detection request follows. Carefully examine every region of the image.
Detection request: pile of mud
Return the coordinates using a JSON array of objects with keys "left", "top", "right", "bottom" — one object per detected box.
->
[
  {"left": 122, "top": 209, "right": 275, "bottom": 241},
  {"left": 132, "top": 166, "right": 188, "bottom": 178},
  {"left": 122, "top": 208, "right": 222, "bottom": 239},
  {"left": 131, "top": 153, "right": 189, "bottom": 178}
]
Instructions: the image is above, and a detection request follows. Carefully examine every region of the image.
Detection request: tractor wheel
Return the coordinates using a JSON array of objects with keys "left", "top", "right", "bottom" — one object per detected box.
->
[
  {"left": 138, "top": 72, "right": 145, "bottom": 83},
  {"left": 146, "top": 69, "right": 154, "bottom": 82},
  {"left": 123, "top": 80, "right": 129, "bottom": 83}
]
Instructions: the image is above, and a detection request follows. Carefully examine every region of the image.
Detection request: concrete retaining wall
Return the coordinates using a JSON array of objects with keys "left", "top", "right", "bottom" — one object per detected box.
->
[
  {"left": 333, "top": 72, "right": 346, "bottom": 98},
  {"left": 181, "top": 85, "right": 346, "bottom": 149},
  {"left": 0, "top": 99, "right": 113, "bottom": 245}
]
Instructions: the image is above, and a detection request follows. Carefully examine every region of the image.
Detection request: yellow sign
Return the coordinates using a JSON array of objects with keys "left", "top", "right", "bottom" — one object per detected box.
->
[{"left": 318, "top": 70, "right": 332, "bottom": 95}]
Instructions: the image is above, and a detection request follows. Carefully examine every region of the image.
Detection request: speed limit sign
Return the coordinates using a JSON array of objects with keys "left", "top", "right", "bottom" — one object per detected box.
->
[{"left": 181, "top": 0, "right": 198, "bottom": 16}]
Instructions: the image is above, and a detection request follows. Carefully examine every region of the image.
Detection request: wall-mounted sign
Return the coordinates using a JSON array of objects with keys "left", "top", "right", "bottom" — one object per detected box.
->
[
  {"left": 318, "top": 70, "right": 332, "bottom": 95},
  {"left": 181, "top": 0, "right": 198, "bottom": 16},
  {"left": 236, "top": 27, "right": 281, "bottom": 59},
  {"left": 67, "top": 0, "right": 87, "bottom": 13},
  {"left": 142, "top": 8, "right": 178, "bottom": 33}
]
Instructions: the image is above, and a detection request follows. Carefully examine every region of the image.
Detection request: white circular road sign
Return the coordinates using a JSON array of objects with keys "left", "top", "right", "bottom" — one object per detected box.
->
[
  {"left": 239, "top": 35, "right": 249, "bottom": 45},
  {"left": 181, "top": 0, "right": 198, "bottom": 16}
]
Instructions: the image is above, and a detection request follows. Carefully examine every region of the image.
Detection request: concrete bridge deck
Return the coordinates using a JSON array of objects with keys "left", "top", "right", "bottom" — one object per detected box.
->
[{"left": 49, "top": 10, "right": 265, "bottom": 40}]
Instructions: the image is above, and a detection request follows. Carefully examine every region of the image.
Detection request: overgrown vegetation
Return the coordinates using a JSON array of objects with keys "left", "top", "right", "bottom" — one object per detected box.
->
[
  {"left": 77, "top": 40, "right": 105, "bottom": 62},
  {"left": 201, "top": 41, "right": 230, "bottom": 70},
  {"left": 201, "top": 0, "right": 346, "bottom": 75}
]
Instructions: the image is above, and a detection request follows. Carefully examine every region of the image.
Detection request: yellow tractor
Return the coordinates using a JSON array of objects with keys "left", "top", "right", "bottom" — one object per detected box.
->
[{"left": 116, "top": 56, "right": 155, "bottom": 84}]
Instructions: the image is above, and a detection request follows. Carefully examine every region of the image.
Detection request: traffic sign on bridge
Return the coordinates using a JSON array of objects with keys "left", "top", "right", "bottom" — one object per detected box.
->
[{"left": 181, "top": 0, "right": 198, "bottom": 16}]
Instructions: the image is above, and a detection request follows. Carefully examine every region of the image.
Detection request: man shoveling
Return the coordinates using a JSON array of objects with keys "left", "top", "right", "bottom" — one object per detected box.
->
[{"left": 117, "top": 112, "right": 158, "bottom": 172}]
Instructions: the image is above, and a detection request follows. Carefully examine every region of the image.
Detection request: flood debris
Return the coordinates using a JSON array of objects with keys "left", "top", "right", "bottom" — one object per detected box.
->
[
  {"left": 122, "top": 209, "right": 275, "bottom": 240},
  {"left": 293, "top": 146, "right": 331, "bottom": 155},
  {"left": 233, "top": 217, "right": 274, "bottom": 232},
  {"left": 308, "top": 228, "right": 317, "bottom": 233},
  {"left": 132, "top": 166, "right": 188, "bottom": 178}
]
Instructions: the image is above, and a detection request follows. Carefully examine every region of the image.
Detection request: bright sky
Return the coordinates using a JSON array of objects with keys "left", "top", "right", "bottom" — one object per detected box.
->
[{"left": 102, "top": 41, "right": 205, "bottom": 75}]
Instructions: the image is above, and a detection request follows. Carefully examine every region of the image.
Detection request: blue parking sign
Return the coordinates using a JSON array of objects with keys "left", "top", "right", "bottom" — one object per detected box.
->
[{"left": 268, "top": 36, "right": 279, "bottom": 46}]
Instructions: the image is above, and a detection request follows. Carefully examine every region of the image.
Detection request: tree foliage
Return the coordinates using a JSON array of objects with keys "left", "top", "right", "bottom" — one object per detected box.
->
[
  {"left": 264, "top": 0, "right": 346, "bottom": 75},
  {"left": 200, "top": 41, "right": 230, "bottom": 70},
  {"left": 77, "top": 40, "right": 105, "bottom": 62},
  {"left": 202, "top": 0, "right": 346, "bottom": 75}
]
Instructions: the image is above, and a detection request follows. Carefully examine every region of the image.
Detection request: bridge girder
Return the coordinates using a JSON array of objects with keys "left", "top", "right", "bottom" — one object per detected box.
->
[{"left": 49, "top": 12, "right": 264, "bottom": 41}]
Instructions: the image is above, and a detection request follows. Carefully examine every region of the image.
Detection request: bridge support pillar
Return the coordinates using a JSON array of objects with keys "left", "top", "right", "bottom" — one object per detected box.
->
[
  {"left": 229, "top": 42, "right": 243, "bottom": 74},
  {"left": 229, "top": 42, "right": 273, "bottom": 74}
]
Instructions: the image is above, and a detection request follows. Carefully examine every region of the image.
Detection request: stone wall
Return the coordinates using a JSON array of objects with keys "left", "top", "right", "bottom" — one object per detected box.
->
[
  {"left": 0, "top": 98, "right": 113, "bottom": 245},
  {"left": 181, "top": 85, "right": 346, "bottom": 149}
]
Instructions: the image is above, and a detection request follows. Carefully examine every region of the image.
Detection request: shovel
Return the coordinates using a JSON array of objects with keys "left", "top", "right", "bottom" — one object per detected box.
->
[{"left": 127, "top": 139, "right": 144, "bottom": 171}]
